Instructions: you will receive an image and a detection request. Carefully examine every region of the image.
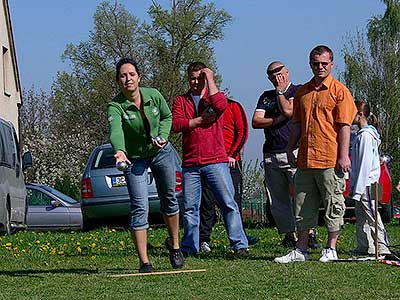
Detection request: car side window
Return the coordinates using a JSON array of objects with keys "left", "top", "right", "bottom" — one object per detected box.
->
[
  {"left": 12, "top": 129, "right": 21, "bottom": 165},
  {"left": 0, "top": 126, "right": 5, "bottom": 164},
  {"left": 92, "top": 148, "right": 116, "bottom": 169},
  {"left": 27, "top": 189, "right": 53, "bottom": 206},
  {"left": 0, "top": 124, "right": 10, "bottom": 165}
]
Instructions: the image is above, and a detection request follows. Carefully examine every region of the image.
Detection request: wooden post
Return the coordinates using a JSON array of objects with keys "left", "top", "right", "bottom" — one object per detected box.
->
[
  {"left": 110, "top": 269, "right": 207, "bottom": 278},
  {"left": 372, "top": 182, "right": 379, "bottom": 259}
]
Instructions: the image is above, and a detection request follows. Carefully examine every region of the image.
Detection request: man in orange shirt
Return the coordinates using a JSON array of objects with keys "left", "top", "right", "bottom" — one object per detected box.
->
[{"left": 275, "top": 45, "right": 357, "bottom": 263}]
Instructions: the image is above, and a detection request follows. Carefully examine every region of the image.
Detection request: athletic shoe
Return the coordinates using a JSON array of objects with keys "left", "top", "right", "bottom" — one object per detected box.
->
[
  {"left": 200, "top": 242, "right": 211, "bottom": 253},
  {"left": 164, "top": 237, "right": 185, "bottom": 268},
  {"left": 274, "top": 248, "right": 308, "bottom": 264},
  {"left": 319, "top": 247, "right": 338, "bottom": 262},
  {"left": 169, "top": 248, "right": 184, "bottom": 269},
  {"left": 308, "top": 232, "right": 320, "bottom": 249},
  {"left": 281, "top": 234, "right": 297, "bottom": 248},
  {"left": 247, "top": 236, "right": 261, "bottom": 246},
  {"left": 139, "top": 262, "right": 155, "bottom": 273},
  {"left": 233, "top": 248, "right": 249, "bottom": 258}
]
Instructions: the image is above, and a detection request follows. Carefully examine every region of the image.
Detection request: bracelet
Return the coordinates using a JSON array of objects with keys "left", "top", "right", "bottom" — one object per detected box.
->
[{"left": 276, "top": 90, "right": 285, "bottom": 95}]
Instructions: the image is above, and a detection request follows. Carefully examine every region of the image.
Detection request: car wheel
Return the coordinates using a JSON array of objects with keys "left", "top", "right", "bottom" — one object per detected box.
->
[
  {"left": 0, "top": 202, "right": 12, "bottom": 236},
  {"left": 82, "top": 217, "right": 97, "bottom": 232},
  {"left": 380, "top": 202, "right": 393, "bottom": 224}
]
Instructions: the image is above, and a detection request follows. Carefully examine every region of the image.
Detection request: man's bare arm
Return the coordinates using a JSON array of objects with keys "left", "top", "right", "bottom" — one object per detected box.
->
[
  {"left": 252, "top": 111, "right": 286, "bottom": 129},
  {"left": 336, "top": 124, "right": 351, "bottom": 173}
]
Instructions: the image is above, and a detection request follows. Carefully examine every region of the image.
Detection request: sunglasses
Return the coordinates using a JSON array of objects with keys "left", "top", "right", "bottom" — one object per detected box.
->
[{"left": 311, "top": 61, "right": 331, "bottom": 67}]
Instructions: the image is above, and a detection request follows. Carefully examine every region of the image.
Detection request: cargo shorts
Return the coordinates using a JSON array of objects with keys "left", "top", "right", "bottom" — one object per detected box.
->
[{"left": 294, "top": 168, "right": 346, "bottom": 232}]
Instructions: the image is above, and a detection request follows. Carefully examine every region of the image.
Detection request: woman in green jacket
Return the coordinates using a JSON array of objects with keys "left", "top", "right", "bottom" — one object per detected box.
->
[{"left": 107, "top": 58, "right": 184, "bottom": 273}]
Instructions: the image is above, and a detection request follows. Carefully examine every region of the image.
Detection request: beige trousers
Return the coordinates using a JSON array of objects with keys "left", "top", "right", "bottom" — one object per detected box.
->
[{"left": 355, "top": 189, "right": 390, "bottom": 255}]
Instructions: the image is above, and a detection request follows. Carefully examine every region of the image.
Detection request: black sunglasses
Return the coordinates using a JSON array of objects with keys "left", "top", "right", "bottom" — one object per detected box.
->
[{"left": 311, "top": 61, "right": 331, "bottom": 67}]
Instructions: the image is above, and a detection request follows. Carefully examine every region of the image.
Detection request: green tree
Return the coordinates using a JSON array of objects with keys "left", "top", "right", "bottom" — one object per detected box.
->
[
  {"left": 44, "top": 0, "right": 232, "bottom": 185},
  {"left": 342, "top": 0, "right": 400, "bottom": 180},
  {"left": 143, "top": 0, "right": 231, "bottom": 104},
  {"left": 142, "top": 0, "right": 232, "bottom": 145}
]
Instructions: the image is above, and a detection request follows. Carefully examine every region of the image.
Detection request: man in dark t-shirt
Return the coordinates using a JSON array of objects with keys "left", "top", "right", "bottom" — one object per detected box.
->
[{"left": 252, "top": 61, "right": 318, "bottom": 248}]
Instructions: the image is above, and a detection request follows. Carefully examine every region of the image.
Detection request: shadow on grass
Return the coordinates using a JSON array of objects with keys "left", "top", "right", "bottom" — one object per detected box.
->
[{"left": 0, "top": 268, "right": 99, "bottom": 278}]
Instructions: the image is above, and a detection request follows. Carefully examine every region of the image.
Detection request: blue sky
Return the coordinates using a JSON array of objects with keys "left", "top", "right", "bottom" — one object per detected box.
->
[{"left": 9, "top": 0, "right": 386, "bottom": 162}]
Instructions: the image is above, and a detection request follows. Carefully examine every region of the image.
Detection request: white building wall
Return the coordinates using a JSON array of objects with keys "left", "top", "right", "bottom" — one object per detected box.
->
[{"left": 0, "top": 0, "right": 21, "bottom": 133}]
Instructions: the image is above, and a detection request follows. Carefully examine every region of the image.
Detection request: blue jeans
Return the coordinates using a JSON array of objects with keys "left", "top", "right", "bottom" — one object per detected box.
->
[
  {"left": 181, "top": 163, "right": 248, "bottom": 253},
  {"left": 124, "top": 143, "right": 179, "bottom": 230}
]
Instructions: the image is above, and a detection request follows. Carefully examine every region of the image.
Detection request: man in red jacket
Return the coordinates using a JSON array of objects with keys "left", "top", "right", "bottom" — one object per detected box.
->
[
  {"left": 172, "top": 61, "right": 248, "bottom": 255},
  {"left": 199, "top": 99, "right": 260, "bottom": 252}
]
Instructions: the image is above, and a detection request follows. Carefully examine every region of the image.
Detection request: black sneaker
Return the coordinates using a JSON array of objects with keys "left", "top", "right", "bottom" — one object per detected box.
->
[
  {"left": 234, "top": 248, "right": 249, "bottom": 258},
  {"left": 169, "top": 248, "right": 184, "bottom": 269},
  {"left": 247, "top": 236, "right": 260, "bottom": 246},
  {"left": 281, "top": 234, "right": 297, "bottom": 248},
  {"left": 139, "top": 262, "right": 155, "bottom": 273},
  {"left": 308, "top": 233, "right": 320, "bottom": 249}
]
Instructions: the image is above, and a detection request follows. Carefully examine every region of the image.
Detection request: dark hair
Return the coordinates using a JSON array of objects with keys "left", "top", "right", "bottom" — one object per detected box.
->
[
  {"left": 309, "top": 45, "right": 334, "bottom": 62},
  {"left": 115, "top": 58, "right": 141, "bottom": 81},
  {"left": 355, "top": 100, "right": 378, "bottom": 128},
  {"left": 187, "top": 61, "right": 207, "bottom": 76}
]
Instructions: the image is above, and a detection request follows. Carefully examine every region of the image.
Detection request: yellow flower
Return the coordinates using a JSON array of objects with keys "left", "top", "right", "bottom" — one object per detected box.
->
[
  {"left": 76, "top": 246, "right": 82, "bottom": 253},
  {"left": 57, "top": 251, "right": 65, "bottom": 255},
  {"left": 90, "top": 243, "right": 96, "bottom": 248},
  {"left": 119, "top": 241, "right": 125, "bottom": 246},
  {"left": 5, "top": 242, "right": 12, "bottom": 247}
]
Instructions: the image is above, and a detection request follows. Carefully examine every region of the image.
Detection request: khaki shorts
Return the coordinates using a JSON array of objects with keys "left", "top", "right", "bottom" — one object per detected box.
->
[{"left": 294, "top": 168, "right": 346, "bottom": 232}]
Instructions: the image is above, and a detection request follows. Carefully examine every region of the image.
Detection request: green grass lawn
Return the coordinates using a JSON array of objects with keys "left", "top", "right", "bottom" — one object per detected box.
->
[{"left": 1, "top": 221, "right": 399, "bottom": 300}]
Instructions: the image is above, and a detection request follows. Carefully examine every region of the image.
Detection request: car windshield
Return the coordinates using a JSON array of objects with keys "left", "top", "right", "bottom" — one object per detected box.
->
[
  {"left": 92, "top": 147, "right": 116, "bottom": 169},
  {"left": 39, "top": 186, "right": 78, "bottom": 204}
]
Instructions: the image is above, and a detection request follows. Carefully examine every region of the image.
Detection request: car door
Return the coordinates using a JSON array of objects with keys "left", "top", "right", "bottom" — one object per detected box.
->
[{"left": 26, "top": 188, "right": 71, "bottom": 229}]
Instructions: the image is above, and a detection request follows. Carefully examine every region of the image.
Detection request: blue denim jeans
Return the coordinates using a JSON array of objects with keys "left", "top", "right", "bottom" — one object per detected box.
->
[
  {"left": 124, "top": 143, "right": 179, "bottom": 230},
  {"left": 181, "top": 163, "right": 248, "bottom": 253}
]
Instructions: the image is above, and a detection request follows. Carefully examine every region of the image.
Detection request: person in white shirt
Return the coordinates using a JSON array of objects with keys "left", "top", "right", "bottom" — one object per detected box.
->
[{"left": 350, "top": 100, "right": 390, "bottom": 256}]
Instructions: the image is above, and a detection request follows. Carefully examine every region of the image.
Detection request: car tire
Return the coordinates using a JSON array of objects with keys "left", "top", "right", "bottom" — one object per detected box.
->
[
  {"left": 0, "top": 201, "right": 12, "bottom": 236},
  {"left": 380, "top": 202, "right": 393, "bottom": 224},
  {"left": 82, "top": 217, "right": 97, "bottom": 232}
]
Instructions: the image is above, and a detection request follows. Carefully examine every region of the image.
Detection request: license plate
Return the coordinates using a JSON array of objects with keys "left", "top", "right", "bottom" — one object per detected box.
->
[{"left": 111, "top": 175, "right": 126, "bottom": 187}]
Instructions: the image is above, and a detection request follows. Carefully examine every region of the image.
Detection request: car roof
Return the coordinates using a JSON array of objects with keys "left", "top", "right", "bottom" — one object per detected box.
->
[
  {"left": 26, "top": 183, "right": 45, "bottom": 188},
  {"left": 97, "top": 143, "right": 112, "bottom": 150}
]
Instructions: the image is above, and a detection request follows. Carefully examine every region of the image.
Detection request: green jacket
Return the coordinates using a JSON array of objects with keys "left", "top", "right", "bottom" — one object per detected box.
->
[{"left": 107, "top": 87, "right": 172, "bottom": 159}]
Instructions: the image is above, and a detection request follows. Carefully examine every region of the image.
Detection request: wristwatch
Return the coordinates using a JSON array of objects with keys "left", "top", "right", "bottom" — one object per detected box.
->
[{"left": 276, "top": 90, "right": 285, "bottom": 95}]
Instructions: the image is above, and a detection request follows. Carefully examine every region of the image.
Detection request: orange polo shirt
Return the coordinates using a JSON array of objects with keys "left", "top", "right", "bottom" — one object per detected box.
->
[{"left": 292, "top": 74, "right": 357, "bottom": 169}]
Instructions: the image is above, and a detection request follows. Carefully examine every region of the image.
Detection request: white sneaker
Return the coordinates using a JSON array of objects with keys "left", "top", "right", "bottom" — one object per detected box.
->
[
  {"left": 200, "top": 242, "right": 211, "bottom": 253},
  {"left": 319, "top": 247, "right": 338, "bottom": 262},
  {"left": 274, "top": 248, "right": 308, "bottom": 264}
]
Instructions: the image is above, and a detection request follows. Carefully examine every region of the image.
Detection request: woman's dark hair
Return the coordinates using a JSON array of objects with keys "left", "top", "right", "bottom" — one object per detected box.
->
[
  {"left": 115, "top": 58, "right": 140, "bottom": 81},
  {"left": 355, "top": 100, "right": 378, "bottom": 128},
  {"left": 187, "top": 61, "right": 207, "bottom": 76}
]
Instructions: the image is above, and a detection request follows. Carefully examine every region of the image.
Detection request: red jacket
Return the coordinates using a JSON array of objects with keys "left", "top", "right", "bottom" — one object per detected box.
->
[
  {"left": 223, "top": 99, "right": 248, "bottom": 161},
  {"left": 172, "top": 89, "right": 228, "bottom": 167}
]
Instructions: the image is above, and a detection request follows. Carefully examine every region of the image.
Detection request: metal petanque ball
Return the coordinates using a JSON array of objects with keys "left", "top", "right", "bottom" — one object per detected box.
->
[
  {"left": 154, "top": 136, "right": 163, "bottom": 144},
  {"left": 116, "top": 161, "right": 128, "bottom": 171}
]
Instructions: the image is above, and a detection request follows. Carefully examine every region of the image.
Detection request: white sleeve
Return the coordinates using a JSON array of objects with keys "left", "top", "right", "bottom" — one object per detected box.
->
[{"left": 351, "top": 133, "right": 374, "bottom": 200}]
